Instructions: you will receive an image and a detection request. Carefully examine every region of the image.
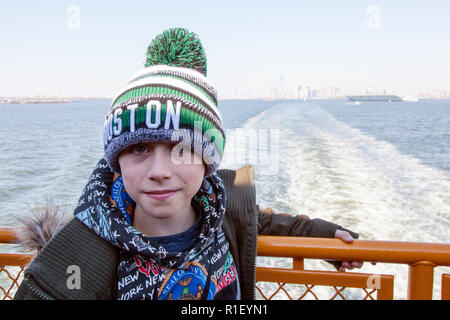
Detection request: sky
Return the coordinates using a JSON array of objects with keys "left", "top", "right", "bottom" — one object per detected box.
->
[{"left": 1, "top": 0, "right": 449, "bottom": 98}]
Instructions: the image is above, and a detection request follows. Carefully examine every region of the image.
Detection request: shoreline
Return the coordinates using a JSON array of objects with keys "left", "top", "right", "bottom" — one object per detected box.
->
[{"left": 0, "top": 97, "right": 110, "bottom": 104}]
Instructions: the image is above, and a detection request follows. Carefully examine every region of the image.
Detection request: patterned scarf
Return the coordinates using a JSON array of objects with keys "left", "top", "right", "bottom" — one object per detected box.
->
[{"left": 74, "top": 158, "right": 238, "bottom": 300}]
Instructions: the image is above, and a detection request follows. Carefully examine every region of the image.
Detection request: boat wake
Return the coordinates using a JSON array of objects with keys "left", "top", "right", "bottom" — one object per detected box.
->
[{"left": 221, "top": 100, "right": 450, "bottom": 299}]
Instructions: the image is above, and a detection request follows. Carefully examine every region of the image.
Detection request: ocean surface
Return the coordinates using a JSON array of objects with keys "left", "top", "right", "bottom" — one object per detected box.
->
[{"left": 1, "top": 98, "right": 449, "bottom": 299}]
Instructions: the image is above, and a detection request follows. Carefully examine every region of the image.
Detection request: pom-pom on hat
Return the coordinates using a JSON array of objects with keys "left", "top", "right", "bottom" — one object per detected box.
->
[
  {"left": 103, "top": 28, "right": 224, "bottom": 176},
  {"left": 145, "top": 28, "right": 207, "bottom": 75}
]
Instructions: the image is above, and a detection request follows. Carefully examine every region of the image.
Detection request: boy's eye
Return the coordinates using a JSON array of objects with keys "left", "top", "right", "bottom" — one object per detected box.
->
[{"left": 131, "top": 145, "right": 149, "bottom": 154}]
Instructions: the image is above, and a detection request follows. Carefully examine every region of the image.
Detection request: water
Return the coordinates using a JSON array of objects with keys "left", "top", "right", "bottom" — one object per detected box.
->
[
  {"left": 220, "top": 99, "right": 450, "bottom": 299},
  {"left": 0, "top": 100, "right": 107, "bottom": 224},
  {"left": 1, "top": 98, "right": 449, "bottom": 299}
]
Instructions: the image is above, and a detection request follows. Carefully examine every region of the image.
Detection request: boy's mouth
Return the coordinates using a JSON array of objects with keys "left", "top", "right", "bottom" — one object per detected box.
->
[{"left": 144, "top": 189, "right": 178, "bottom": 201}]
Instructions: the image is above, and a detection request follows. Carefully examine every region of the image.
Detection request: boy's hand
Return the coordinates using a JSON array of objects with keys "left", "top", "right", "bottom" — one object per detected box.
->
[{"left": 334, "top": 229, "right": 373, "bottom": 272}]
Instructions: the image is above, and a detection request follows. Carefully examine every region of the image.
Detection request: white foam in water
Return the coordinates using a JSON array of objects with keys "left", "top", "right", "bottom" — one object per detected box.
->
[{"left": 221, "top": 101, "right": 450, "bottom": 299}]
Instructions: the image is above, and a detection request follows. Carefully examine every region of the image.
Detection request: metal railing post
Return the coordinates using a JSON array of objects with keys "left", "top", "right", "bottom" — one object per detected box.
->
[
  {"left": 442, "top": 274, "right": 450, "bottom": 300},
  {"left": 293, "top": 258, "right": 304, "bottom": 270},
  {"left": 407, "top": 261, "right": 435, "bottom": 300}
]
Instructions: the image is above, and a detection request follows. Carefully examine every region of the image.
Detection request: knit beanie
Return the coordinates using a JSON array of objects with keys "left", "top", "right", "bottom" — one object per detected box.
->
[{"left": 103, "top": 28, "right": 224, "bottom": 177}]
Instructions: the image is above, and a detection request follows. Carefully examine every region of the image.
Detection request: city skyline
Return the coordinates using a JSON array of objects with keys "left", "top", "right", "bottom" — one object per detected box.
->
[
  {"left": 3, "top": 73, "right": 448, "bottom": 101},
  {"left": 1, "top": 1, "right": 449, "bottom": 99}
]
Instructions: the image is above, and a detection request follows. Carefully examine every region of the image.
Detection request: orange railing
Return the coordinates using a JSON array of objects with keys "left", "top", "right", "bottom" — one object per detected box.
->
[
  {"left": 1, "top": 227, "right": 450, "bottom": 300},
  {"left": 256, "top": 236, "right": 450, "bottom": 300},
  {"left": 0, "top": 228, "right": 34, "bottom": 300}
]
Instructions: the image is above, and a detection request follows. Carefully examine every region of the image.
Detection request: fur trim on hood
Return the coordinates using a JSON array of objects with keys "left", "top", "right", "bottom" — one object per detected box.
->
[{"left": 14, "top": 200, "right": 71, "bottom": 253}]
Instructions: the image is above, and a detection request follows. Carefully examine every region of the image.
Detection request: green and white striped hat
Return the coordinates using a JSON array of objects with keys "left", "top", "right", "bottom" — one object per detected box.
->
[{"left": 103, "top": 28, "right": 225, "bottom": 176}]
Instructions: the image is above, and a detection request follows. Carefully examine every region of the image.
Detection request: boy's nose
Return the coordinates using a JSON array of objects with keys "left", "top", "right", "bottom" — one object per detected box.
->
[{"left": 145, "top": 146, "right": 172, "bottom": 181}]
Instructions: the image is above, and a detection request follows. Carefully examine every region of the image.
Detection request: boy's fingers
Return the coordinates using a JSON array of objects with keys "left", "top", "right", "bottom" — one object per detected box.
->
[
  {"left": 343, "top": 234, "right": 354, "bottom": 243},
  {"left": 339, "top": 261, "right": 363, "bottom": 271},
  {"left": 335, "top": 230, "right": 354, "bottom": 243},
  {"left": 342, "top": 261, "right": 352, "bottom": 269}
]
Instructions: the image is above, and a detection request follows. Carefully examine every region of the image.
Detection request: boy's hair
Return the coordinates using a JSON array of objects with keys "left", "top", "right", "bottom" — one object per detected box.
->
[{"left": 103, "top": 28, "right": 225, "bottom": 176}]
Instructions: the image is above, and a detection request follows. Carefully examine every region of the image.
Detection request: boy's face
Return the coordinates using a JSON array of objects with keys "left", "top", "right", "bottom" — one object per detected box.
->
[{"left": 118, "top": 142, "right": 205, "bottom": 226}]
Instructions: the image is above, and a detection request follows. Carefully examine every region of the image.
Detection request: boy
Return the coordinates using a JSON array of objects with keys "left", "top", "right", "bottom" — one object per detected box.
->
[{"left": 15, "top": 28, "right": 362, "bottom": 300}]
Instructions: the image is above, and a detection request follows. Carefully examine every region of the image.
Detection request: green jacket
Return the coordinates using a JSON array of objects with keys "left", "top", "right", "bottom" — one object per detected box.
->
[{"left": 14, "top": 165, "right": 353, "bottom": 300}]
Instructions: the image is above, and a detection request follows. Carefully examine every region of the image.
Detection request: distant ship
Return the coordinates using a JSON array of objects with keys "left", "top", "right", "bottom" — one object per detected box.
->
[{"left": 347, "top": 95, "right": 403, "bottom": 102}]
